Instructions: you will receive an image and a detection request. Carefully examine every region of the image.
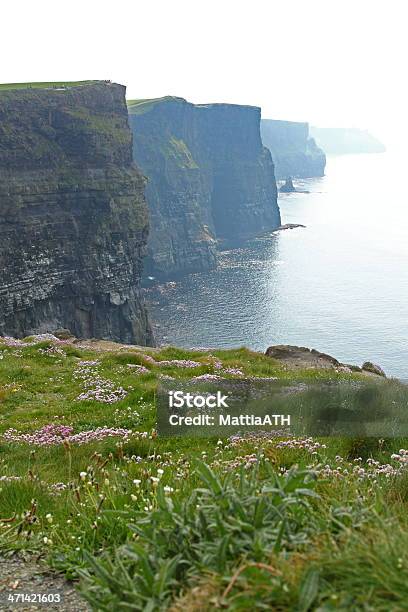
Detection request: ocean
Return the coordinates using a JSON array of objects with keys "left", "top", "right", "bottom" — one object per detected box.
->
[{"left": 147, "top": 153, "right": 408, "bottom": 378}]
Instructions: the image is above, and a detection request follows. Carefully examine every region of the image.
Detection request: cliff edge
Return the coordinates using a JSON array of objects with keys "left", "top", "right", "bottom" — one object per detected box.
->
[
  {"left": 261, "top": 118, "right": 326, "bottom": 179},
  {"left": 0, "top": 81, "right": 154, "bottom": 345},
  {"left": 128, "top": 97, "right": 281, "bottom": 277}
]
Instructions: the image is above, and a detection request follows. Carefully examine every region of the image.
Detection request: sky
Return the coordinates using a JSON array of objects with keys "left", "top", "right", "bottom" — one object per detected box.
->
[{"left": 2, "top": 0, "right": 406, "bottom": 148}]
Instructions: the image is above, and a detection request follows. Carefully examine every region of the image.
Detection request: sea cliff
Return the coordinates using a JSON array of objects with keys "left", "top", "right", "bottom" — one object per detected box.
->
[
  {"left": 0, "top": 81, "right": 153, "bottom": 345},
  {"left": 261, "top": 118, "right": 326, "bottom": 179},
  {"left": 129, "top": 97, "right": 281, "bottom": 277}
]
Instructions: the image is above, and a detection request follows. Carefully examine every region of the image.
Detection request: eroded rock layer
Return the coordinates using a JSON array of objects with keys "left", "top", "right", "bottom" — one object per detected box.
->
[{"left": 0, "top": 81, "right": 153, "bottom": 344}]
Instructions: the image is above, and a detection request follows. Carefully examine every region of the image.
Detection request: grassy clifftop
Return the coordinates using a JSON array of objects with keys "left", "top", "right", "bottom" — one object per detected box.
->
[
  {"left": 127, "top": 96, "right": 186, "bottom": 115},
  {"left": 0, "top": 80, "right": 103, "bottom": 91},
  {"left": 1, "top": 335, "right": 408, "bottom": 609}
]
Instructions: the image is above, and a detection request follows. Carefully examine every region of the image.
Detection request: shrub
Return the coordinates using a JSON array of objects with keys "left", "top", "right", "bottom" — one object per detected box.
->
[{"left": 78, "top": 461, "right": 321, "bottom": 610}]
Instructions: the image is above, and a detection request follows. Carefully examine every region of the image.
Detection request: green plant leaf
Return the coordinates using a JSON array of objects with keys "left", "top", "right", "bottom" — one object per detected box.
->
[{"left": 298, "top": 568, "right": 320, "bottom": 611}]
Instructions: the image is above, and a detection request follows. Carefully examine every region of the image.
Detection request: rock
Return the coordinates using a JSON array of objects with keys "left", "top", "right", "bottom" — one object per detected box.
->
[
  {"left": 274, "top": 223, "right": 306, "bottom": 231},
  {"left": 362, "top": 361, "right": 386, "bottom": 377},
  {"left": 265, "top": 345, "right": 387, "bottom": 378},
  {"left": 0, "top": 82, "right": 154, "bottom": 346},
  {"left": 344, "top": 363, "right": 363, "bottom": 372},
  {"left": 128, "top": 97, "right": 281, "bottom": 277},
  {"left": 280, "top": 177, "right": 296, "bottom": 192},
  {"left": 265, "top": 345, "right": 341, "bottom": 369},
  {"left": 261, "top": 119, "right": 326, "bottom": 179},
  {"left": 336, "top": 365, "right": 353, "bottom": 373},
  {"left": 53, "top": 328, "right": 75, "bottom": 340}
]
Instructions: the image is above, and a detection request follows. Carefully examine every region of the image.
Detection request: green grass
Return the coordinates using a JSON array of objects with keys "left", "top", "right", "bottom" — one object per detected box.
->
[
  {"left": 1, "top": 336, "right": 408, "bottom": 610},
  {"left": 163, "top": 135, "right": 199, "bottom": 169},
  {"left": 127, "top": 96, "right": 186, "bottom": 115},
  {"left": 0, "top": 80, "right": 101, "bottom": 92}
]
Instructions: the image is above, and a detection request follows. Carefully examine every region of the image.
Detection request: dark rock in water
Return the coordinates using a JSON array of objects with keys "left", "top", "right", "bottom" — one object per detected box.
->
[
  {"left": 128, "top": 97, "right": 281, "bottom": 277},
  {"left": 274, "top": 223, "right": 306, "bottom": 231},
  {"left": 265, "top": 345, "right": 387, "bottom": 377},
  {"left": 0, "top": 81, "right": 154, "bottom": 346},
  {"left": 280, "top": 177, "right": 296, "bottom": 192},
  {"left": 362, "top": 361, "right": 386, "bottom": 377},
  {"left": 261, "top": 119, "right": 326, "bottom": 179}
]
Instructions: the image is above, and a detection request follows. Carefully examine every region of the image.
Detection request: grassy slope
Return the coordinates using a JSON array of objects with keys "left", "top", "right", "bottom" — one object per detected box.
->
[
  {"left": 127, "top": 96, "right": 186, "bottom": 115},
  {"left": 1, "top": 337, "right": 408, "bottom": 610}
]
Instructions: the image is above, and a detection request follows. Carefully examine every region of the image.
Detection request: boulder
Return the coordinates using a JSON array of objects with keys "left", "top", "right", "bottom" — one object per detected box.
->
[
  {"left": 265, "top": 345, "right": 340, "bottom": 369},
  {"left": 265, "top": 345, "right": 387, "bottom": 378},
  {"left": 53, "top": 329, "right": 75, "bottom": 340},
  {"left": 361, "top": 361, "right": 386, "bottom": 377}
]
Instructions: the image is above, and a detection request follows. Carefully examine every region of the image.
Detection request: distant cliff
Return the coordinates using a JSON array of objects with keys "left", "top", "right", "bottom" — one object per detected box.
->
[
  {"left": 261, "top": 119, "right": 326, "bottom": 179},
  {"left": 0, "top": 81, "right": 153, "bottom": 345},
  {"left": 310, "top": 126, "right": 386, "bottom": 155},
  {"left": 128, "top": 97, "right": 280, "bottom": 277}
]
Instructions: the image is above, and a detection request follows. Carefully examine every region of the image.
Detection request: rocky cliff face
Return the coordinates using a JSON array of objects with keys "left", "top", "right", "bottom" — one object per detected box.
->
[
  {"left": 128, "top": 97, "right": 280, "bottom": 277},
  {"left": 261, "top": 119, "right": 326, "bottom": 179},
  {"left": 0, "top": 81, "right": 153, "bottom": 345}
]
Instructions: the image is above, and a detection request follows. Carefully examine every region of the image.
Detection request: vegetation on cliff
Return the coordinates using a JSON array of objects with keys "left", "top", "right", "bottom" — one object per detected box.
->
[
  {"left": 0, "top": 80, "right": 99, "bottom": 91},
  {"left": 1, "top": 335, "right": 408, "bottom": 610}
]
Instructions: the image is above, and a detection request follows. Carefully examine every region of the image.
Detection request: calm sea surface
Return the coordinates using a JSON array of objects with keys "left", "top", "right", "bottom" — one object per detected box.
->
[{"left": 147, "top": 153, "right": 408, "bottom": 377}]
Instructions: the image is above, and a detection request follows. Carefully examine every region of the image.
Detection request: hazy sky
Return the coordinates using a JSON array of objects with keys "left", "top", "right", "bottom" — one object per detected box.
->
[{"left": 2, "top": 0, "right": 406, "bottom": 147}]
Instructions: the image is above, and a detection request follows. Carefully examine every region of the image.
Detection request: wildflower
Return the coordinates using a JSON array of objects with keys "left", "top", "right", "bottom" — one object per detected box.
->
[
  {"left": 133, "top": 479, "right": 141, "bottom": 487},
  {"left": 79, "top": 472, "right": 87, "bottom": 481},
  {"left": 157, "top": 359, "right": 201, "bottom": 369},
  {"left": 222, "top": 367, "right": 244, "bottom": 376},
  {"left": 73, "top": 361, "right": 128, "bottom": 403},
  {"left": 45, "top": 513, "right": 53, "bottom": 523},
  {"left": 193, "top": 373, "right": 224, "bottom": 381},
  {"left": 164, "top": 486, "right": 174, "bottom": 495},
  {"left": 127, "top": 364, "right": 149, "bottom": 374},
  {"left": 3, "top": 424, "right": 131, "bottom": 447}
]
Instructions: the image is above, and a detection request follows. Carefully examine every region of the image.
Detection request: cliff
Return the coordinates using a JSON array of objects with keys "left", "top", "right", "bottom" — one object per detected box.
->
[
  {"left": 0, "top": 81, "right": 153, "bottom": 345},
  {"left": 128, "top": 97, "right": 280, "bottom": 277},
  {"left": 261, "top": 119, "right": 326, "bottom": 179},
  {"left": 310, "top": 126, "right": 386, "bottom": 155}
]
